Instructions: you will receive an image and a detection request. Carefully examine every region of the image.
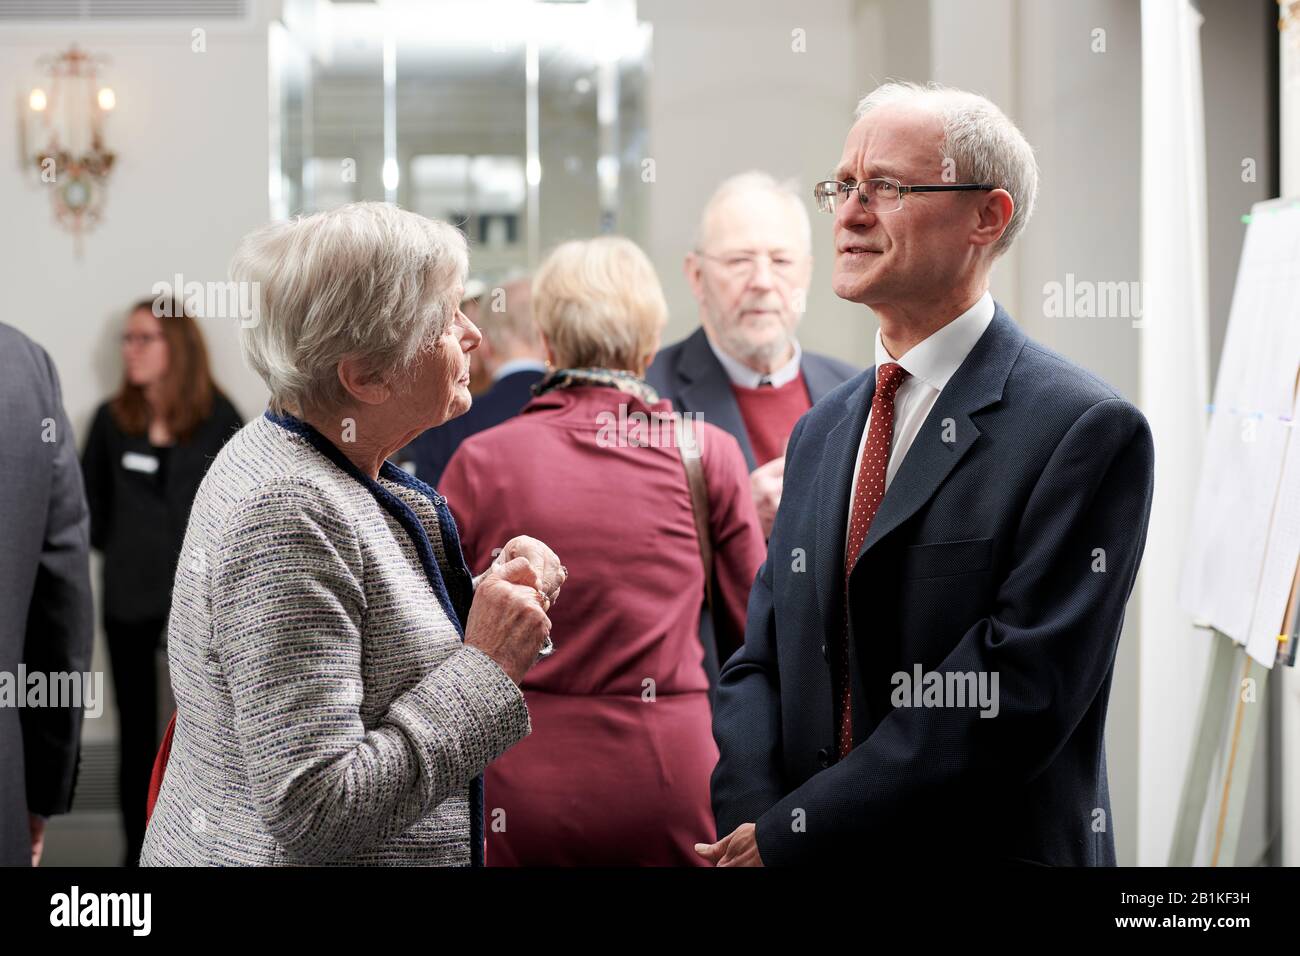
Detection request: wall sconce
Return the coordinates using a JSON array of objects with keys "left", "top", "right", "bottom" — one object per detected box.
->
[{"left": 21, "top": 46, "right": 117, "bottom": 253}]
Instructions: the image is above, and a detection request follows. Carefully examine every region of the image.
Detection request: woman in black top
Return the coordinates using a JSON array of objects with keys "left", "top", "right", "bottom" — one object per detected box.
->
[{"left": 81, "top": 297, "right": 242, "bottom": 866}]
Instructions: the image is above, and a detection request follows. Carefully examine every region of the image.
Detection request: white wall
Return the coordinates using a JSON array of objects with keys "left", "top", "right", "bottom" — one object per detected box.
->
[
  {"left": 1278, "top": 0, "right": 1300, "bottom": 869},
  {"left": 639, "top": 0, "right": 873, "bottom": 368},
  {"left": 0, "top": 23, "right": 274, "bottom": 441},
  {"left": 1004, "top": 0, "right": 1148, "bottom": 865},
  {"left": 0, "top": 17, "right": 275, "bottom": 738},
  {"left": 1198, "top": 0, "right": 1277, "bottom": 869}
]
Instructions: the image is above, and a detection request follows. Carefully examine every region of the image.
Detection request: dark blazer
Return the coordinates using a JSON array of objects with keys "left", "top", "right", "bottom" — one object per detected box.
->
[
  {"left": 646, "top": 327, "right": 859, "bottom": 471},
  {"left": 711, "top": 303, "right": 1155, "bottom": 866},
  {"left": 0, "top": 323, "right": 94, "bottom": 865},
  {"left": 400, "top": 367, "right": 546, "bottom": 486},
  {"left": 81, "top": 392, "right": 244, "bottom": 625}
]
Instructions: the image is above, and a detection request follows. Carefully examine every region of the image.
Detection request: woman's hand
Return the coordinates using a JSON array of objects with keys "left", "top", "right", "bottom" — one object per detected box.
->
[
  {"left": 464, "top": 556, "right": 553, "bottom": 684},
  {"left": 490, "top": 536, "right": 566, "bottom": 608}
]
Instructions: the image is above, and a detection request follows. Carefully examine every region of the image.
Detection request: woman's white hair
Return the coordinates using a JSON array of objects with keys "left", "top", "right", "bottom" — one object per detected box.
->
[
  {"left": 231, "top": 201, "right": 468, "bottom": 414},
  {"left": 855, "top": 81, "right": 1039, "bottom": 256}
]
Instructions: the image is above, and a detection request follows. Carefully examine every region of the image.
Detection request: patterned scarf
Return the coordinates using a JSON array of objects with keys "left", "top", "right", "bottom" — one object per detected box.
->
[{"left": 531, "top": 366, "right": 662, "bottom": 406}]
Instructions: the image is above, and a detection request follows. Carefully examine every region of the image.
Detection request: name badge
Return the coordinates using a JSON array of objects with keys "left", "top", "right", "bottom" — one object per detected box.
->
[{"left": 121, "top": 451, "right": 160, "bottom": 474}]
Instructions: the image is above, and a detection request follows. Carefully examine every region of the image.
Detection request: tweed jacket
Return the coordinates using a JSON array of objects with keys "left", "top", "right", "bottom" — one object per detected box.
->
[{"left": 140, "top": 411, "right": 530, "bottom": 866}]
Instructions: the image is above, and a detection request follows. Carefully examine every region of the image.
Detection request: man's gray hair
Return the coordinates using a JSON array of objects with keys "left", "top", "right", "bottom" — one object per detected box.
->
[
  {"left": 855, "top": 81, "right": 1039, "bottom": 256},
  {"left": 231, "top": 201, "right": 468, "bottom": 414},
  {"left": 694, "top": 170, "right": 813, "bottom": 253}
]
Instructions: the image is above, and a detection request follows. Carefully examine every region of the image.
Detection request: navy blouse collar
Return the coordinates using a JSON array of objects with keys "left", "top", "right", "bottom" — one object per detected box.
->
[{"left": 263, "top": 408, "right": 417, "bottom": 489}]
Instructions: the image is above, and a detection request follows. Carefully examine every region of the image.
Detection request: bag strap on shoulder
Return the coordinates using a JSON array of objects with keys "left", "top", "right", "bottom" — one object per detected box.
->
[{"left": 674, "top": 413, "right": 713, "bottom": 612}]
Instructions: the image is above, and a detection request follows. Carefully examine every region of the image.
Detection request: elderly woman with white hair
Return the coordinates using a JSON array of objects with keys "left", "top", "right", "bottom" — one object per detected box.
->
[{"left": 140, "top": 201, "right": 563, "bottom": 866}]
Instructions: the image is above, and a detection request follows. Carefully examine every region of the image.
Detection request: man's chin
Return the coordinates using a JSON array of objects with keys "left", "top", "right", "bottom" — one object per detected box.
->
[
  {"left": 832, "top": 272, "right": 876, "bottom": 304},
  {"left": 735, "top": 311, "right": 788, "bottom": 337}
]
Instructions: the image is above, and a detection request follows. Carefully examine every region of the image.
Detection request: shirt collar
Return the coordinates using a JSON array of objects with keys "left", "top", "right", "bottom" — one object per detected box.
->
[
  {"left": 492, "top": 358, "right": 547, "bottom": 382},
  {"left": 873, "top": 290, "right": 994, "bottom": 392},
  {"left": 706, "top": 333, "right": 804, "bottom": 389}
]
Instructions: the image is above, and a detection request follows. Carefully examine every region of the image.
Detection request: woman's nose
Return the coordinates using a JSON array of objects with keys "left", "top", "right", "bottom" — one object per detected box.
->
[{"left": 461, "top": 315, "right": 483, "bottom": 351}]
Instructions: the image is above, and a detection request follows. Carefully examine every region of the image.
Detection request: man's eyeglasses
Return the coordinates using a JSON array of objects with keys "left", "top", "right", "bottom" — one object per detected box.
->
[
  {"left": 813, "top": 178, "right": 997, "bottom": 215},
  {"left": 695, "top": 250, "right": 805, "bottom": 280}
]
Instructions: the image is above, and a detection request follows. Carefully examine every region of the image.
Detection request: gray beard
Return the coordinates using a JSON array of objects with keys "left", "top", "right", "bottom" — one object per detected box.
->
[{"left": 716, "top": 326, "right": 795, "bottom": 372}]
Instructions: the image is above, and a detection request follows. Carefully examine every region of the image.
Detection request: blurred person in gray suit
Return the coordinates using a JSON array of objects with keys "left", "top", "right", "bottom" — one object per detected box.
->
[{"left": 0, "top": 322, "right": 94, "bottom": 866}]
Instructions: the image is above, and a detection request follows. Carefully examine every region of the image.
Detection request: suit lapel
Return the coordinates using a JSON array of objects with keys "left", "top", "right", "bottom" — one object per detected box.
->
[
  {"left": 849, "top": 305, "right": 1027, "bottom": 574},
  {"left": 676, "top": 328, "right": 757, "bottom": 469},
  {"left": 801, "top": 354, "right": 844, "bottom": 404},
  {"left": 811, "top": 372, "right": 875, "bottom": 632}
]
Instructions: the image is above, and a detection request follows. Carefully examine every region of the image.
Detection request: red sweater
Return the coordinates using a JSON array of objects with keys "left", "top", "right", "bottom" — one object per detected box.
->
[{"left": 730, "top": 370, "right": 813, "bottom": 466}]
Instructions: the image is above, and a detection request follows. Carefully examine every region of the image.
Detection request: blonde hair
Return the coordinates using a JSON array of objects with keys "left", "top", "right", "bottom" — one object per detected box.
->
[
  {"left": 231, "top": 201, "right": 468, "bottom": 414},
  {"left": 532, "top": 237, "right": 667, "bottom": 372}
]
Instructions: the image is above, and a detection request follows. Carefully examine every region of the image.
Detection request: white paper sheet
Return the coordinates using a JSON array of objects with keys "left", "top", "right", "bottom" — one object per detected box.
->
[{"left": 1179, "top": 199, "right": 1300, "bottom": 667}]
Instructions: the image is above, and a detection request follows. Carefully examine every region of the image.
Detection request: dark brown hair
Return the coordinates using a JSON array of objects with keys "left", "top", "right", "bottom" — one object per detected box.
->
[{"left": 110, "top": 297, "right": 217, "bottom": 443}]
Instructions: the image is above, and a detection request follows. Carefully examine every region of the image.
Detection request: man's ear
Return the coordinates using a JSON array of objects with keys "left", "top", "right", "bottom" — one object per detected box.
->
[
  {"left": 971, "top": 188, "right": 1014, "bottom": 250},
  {"left": 684, "top": 251, "right": 706, "bottom": 303},
  {"left": 337, "top": 355, "right": 391, "bottom": 406}
]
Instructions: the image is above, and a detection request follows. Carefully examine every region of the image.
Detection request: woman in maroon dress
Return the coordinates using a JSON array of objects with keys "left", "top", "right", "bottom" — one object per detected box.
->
[{"left": 439, "top": 237, "right": 765, "bottom": 866}]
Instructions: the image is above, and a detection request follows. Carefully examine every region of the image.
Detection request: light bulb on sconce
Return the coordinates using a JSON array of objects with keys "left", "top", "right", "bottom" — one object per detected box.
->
[
  {"left": 97, "top": 87, "right": 115, "bottom": 111},
  {"left": 29, "top": 88, "right": 47, "bottom": 111}
]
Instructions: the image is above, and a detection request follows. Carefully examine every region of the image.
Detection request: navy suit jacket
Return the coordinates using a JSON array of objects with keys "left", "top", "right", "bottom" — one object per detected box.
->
[
  {"left": 400, "top": 368, "right": 545, "bottom": 486},
  {"left": 710, "top": 303, "right": 1154, "bottom": 866},
  {"left": 647, "top": 328, "right": 859, "bottom": 471}
]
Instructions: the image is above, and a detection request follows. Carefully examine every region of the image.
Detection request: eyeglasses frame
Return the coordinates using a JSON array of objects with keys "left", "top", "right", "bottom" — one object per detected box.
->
[{"left": 814, "top": 178, "right": 998, "bottom": 214}]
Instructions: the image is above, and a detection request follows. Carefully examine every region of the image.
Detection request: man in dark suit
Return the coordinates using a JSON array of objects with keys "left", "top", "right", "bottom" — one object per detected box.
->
[
  {"left": 700, "top": 82, "right": 1154, "bottom": 866},
  {"left": 647, "top": 172, "right": 858, "bottom": 539},
  {"left": 399, "top": 276, "right": 547, "bottom": 486},
  {"left": 0, "top": 322, "right": 94, "bottom": 866}
]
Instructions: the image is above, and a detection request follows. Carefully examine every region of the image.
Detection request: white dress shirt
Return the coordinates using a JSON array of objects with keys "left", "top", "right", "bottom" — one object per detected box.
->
[
  {"left": 706, "top": 333, "right": 804, "bottom": 388},
  {"left": 845, "top": 291, "right": 995, "bottom": 546}
]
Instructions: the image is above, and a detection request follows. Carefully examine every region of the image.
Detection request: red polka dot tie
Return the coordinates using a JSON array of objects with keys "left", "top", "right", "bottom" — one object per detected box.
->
[{"left": 836, "top": 362, "right": 909, "bottom": 760}]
